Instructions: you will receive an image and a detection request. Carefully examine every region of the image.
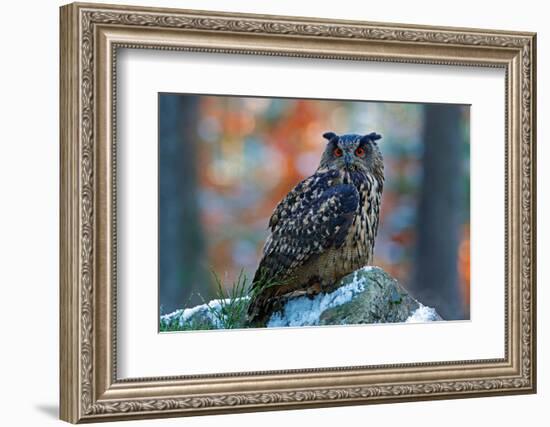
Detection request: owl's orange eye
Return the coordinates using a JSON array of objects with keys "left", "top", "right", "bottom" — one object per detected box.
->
[
  {"left": 355, "top": 147, "right": 366, "bottom": 157},
  {"left": 334, "top": 148, "right": 343, "bottom": 157}
]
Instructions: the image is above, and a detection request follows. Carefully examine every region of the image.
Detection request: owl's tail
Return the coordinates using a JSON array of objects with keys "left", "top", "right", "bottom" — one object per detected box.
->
[
  {"left": 247, "top": 267, "right": 282, "bottom": 326},
  {"left": 246, "top": 294, "right": 269, "bottom": 326}
]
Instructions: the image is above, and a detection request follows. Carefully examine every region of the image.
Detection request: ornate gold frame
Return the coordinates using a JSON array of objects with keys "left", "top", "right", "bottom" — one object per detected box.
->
[{"left": 59, "top": 2, "right": 537, "bottom": 423}]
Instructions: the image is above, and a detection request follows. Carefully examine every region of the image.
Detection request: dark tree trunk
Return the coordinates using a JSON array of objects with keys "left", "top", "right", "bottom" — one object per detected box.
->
[
  {"left": 159, "top": 94, "right": 210, "bottom": 313},
  {"left": 412, "top": 104, "right": 466, "bottom": 320}
]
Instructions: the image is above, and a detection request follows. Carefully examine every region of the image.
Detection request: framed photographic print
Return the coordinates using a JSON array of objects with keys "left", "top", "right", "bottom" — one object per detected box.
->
[{"left": 59, "top": 2, "right": 537, "bottom": 423}]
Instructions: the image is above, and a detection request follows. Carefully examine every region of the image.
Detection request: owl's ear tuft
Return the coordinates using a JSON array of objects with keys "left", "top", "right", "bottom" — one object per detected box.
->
[
  {"left": 322, "top": 131, "right": 338, "bottom": 142},
  {"left": 361, "top": 132, "right": 382, "bottom": 144}
]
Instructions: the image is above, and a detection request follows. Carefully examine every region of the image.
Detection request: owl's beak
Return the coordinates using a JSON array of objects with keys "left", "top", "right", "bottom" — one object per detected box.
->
[{"left": 344, "top": 153, "right": 353, "bottom": 168}]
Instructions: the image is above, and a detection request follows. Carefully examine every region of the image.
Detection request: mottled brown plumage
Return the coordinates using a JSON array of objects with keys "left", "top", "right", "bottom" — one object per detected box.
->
[{"left": 248, "top": 132, "right": 384, "bottom": 324}]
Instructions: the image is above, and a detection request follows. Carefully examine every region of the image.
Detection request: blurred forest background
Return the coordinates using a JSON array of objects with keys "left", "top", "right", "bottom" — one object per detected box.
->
[{"left": 159, "top": 94, "right": 470, "bottom": 321}]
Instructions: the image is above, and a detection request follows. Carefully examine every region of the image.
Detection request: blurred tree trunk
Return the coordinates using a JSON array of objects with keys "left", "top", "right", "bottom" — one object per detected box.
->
[
  {"left": 412, "top": 104, "right": 466, "bottom": 320},
  {"left": 159, "top": 94, "right": 210, "bottom": 313}
]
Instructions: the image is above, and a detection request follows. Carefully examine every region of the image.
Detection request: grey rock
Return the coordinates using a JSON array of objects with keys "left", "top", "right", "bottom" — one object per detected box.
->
[{"left": 318, "top": 267, "right": 438, "bottom": 325}]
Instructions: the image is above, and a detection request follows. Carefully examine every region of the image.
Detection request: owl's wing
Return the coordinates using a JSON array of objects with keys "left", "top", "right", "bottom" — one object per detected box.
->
[{"left": 252, "top": 170, "right": 359, "bottom": 289}]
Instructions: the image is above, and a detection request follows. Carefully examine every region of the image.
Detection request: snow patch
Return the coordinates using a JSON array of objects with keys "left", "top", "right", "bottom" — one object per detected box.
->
[
  {"left": 160, "top": 297, "right": 249, "bottom": 329},
  {"left": 160, "top": 309, "right": 183, "bottom": 326},
  {"left": 266, "top": 266, "right": 374, "bottom": 327},
  {"left": 406, "top": 304, "right": 440, "bottom": 323}
]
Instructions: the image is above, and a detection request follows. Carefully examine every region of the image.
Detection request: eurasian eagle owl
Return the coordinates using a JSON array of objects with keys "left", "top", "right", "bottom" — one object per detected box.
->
[{"left": 248, "top": 131, "right": 384, "bottom": 324}]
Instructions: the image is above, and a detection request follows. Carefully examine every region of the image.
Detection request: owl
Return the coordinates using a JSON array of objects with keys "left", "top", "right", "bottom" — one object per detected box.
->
[{"left": 247, "top": 131, "right": 384, "bottom": 325}]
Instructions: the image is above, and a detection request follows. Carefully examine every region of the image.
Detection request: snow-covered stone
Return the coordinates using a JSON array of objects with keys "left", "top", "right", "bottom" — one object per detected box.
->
[
  {"left": 160, "top": 266, "right": 441, "bottom": 331},
  {"left": 267, "top": 266, "right": 373, "bottom": 327}
]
